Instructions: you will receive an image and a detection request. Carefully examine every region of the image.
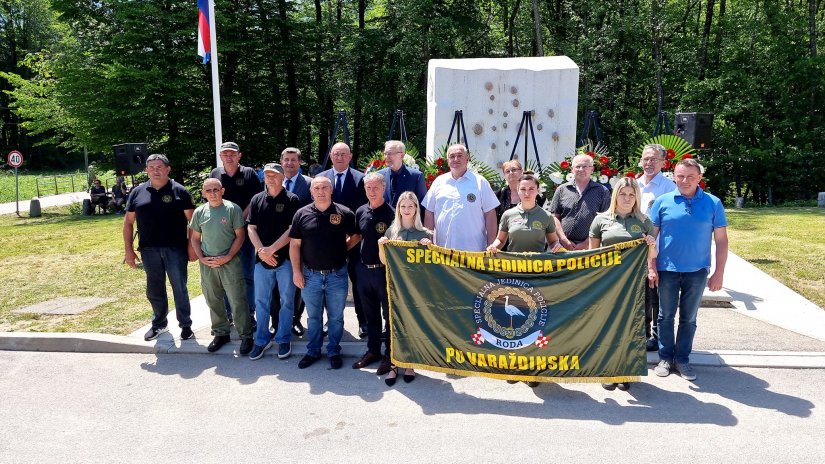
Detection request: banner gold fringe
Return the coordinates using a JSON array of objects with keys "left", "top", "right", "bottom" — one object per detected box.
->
[{"left": 392, "top": 359, "right": 641, "bottom": 384}]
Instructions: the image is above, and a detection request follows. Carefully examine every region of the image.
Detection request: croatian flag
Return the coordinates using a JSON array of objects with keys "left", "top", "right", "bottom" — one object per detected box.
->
[{"left": 197, "top": 0, "right": 211, "bottom": 63}]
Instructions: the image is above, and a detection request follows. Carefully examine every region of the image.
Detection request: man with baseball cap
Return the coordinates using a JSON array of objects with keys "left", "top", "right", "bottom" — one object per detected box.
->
[
  {"left": 247, "top": 163, "right": 302, "bottom": 360},
  {"left": 210, "top": 142, "right": 263, "bottom": 323}
]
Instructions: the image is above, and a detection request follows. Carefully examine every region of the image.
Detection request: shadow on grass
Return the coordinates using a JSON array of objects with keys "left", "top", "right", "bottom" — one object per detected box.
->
[{"left": 749, "top": 258, "right": 779, "bottom": 265}]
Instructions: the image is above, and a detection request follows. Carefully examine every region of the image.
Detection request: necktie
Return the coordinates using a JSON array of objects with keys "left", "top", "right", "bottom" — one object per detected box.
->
[
  {"left": 285, "top": 178, "right": 293, "bottom": 192},
  {"left": 335, "top": 173, "right": 344, "bottom": 194}
]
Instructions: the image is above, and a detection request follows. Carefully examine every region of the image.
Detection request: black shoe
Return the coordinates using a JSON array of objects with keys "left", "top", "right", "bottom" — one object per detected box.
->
[
  {"left": 601, "top": 383, "right": 617, "bottom": 391},
  {"left": 292, "top": 320, "right": 305, "bottom": 336},
  {"left": 506, "top": 380, "right": 518, "bottom": 384},
  {"left": 617, "top": 382, "right": 631, "bottom": 391},
  {"left": 645, "top": 337, "right": 659, "bottom": 352},
  {"left": 329, "top": 355, "right": 343, "bottom": 369},
  {"left": 239, "top": 338, "right": 254, "bottom": 356},
  {"left": 376, "top": 355, "right": 393, "bottom": 376},
  {"left": 352, "top": 352, "right": 382, "bottom": 369},
  {"left": 403, "top": 370, "right": 416, "bottom": 383},
  {"left": 207, "top": 335, "right": 231, "bottom": 353},
  {"left": 144, "top": 326, "right": 168, "bottom": 341},
  {"left": 358, "top": 326, "right": 368, "bottom": 339},
  {"left": 298, "top": 354, "right": 320, "bottom": 369},
  {"left": 385, "top": 367, "right": 398, "bottom": 386},
  {"left": 526, "top": 381, "right": 539, "bottom": 388},
  {"left": 180, "top": 327, "right": 194, "bottom": 340}
]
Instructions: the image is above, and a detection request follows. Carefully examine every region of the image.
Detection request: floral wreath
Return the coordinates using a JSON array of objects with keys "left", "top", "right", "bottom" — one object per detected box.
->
[
  {"left": 630, "top": 134, "right": 701, "bottom": 184},
  {"left": 548, "top": 140, "right": 621, "bottom": 187}
]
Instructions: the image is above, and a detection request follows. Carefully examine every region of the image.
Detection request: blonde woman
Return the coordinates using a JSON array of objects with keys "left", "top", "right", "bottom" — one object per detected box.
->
[
  {"left": 589, "top": 176, "right": 656, "bottom": 391},
  {"left": 377, "top": 191, "right": 432, "bottom": 386}
]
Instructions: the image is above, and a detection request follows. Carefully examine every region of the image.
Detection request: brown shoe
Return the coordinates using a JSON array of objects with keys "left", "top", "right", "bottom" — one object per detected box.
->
[
  {"left": 352, "top": 351, "right": 382, "bottom": 369},
  {"left": 376, "top": 355, "right": 393, "bottom": 375}
]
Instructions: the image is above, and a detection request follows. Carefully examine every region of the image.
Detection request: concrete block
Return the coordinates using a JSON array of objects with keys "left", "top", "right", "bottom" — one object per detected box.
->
[{"left": 426, "top": 57, "right": 579, "bottom": 169}]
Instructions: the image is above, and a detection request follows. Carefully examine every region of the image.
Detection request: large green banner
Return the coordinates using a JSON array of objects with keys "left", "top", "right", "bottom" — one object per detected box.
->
[{"left": 384, "top": 239, "right": 649, "bottom": 383}]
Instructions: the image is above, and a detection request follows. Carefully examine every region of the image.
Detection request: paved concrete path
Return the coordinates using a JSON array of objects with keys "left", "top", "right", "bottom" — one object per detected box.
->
[
  {"left": 1, "top": 351, "right": 822, "bottom": 463},
  {"left": 0, "top": 190, "right": 88, "bottom": 215}
]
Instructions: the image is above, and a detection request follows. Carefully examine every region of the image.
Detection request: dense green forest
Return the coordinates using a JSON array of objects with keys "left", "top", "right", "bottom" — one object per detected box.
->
[{"left": 1, "top": 0, "right": 823, "bottom": 204}]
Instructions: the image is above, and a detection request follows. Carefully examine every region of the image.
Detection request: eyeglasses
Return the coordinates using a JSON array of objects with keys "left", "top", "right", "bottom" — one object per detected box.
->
[
  {"left": 504, "top": 168, "right": 523, "bottom": 174},
  {"left": 642, "top": 157, "right": 663, "bottom": 164},
  {"left": 204, "top": 188, "right": 221, "bottom": 193},
  {"left": 572, "top": 164, "right": 592, "bottom": 170}
]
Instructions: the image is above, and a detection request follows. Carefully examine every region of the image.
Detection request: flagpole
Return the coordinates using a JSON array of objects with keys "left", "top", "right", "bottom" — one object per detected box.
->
[{"left": 208, "top": 0, "right": 222, "bottom": 168}]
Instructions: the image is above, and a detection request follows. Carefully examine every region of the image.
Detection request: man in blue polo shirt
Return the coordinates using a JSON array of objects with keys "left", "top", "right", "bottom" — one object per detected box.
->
[{"left": 648, "top": 158, "right": 728, "bottom": 381}]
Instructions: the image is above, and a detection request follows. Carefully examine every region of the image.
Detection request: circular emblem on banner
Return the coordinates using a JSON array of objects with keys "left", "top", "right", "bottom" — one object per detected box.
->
[
  {"left": 472, "top": 280, "right": 549, "bottom": 350},
  {"left": 162, "top": 195, "right": 173, "bottom": 203},
  {"left": 376, "top": 222, "right": 387, "bottom": 234},
  {"left": 330, "top": 214, "right": 342, "bottom": 225},
  {"left": 630, "top": 224, "right": 642, "bottom": 233},
  {"left": 236, "top": 178, "right": 244, "bottom": 186},
  {"left": 466, "top": 193, "right": 477, "bottom": 203},
  {"left": 275, "top": 204, "right": 285, "bottom": 213},
  {"left": 531, "top": 220, "right": 543, "bottom": 230}
]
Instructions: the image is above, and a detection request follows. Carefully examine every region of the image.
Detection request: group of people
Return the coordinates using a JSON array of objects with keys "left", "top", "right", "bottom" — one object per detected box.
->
[
  {"left": 121, "top": 140, "right": 728, "bottom": 389},
  {"left": 89, "top": 177, "right": 130, "bottom": 214}
]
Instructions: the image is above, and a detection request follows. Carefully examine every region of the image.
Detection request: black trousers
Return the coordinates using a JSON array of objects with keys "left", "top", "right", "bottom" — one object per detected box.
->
[
  {"left": 355, "top": 263, "right": 389, "bottom": 356},
  {"left": 645, "top": 279, "right": 659, "bottom": 339}
]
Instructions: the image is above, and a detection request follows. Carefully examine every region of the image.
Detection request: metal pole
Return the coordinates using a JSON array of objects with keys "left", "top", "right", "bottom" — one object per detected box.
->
[
  {"left": 209, "top": 0, "right": 223, "bottom": 168},
  {"left": 15, "top": 167, "right": 20, "bottom": 217}
]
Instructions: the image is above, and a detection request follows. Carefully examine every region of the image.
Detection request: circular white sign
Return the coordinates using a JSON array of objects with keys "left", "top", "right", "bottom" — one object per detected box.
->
[{"left": 7, "top": 150, "right": 23, "bottom": 168}]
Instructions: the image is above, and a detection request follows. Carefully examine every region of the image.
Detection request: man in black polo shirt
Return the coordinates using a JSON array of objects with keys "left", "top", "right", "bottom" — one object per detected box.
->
[
  {"left": 351, "top": 173, "right": 395, "bottom": 371},
  {"left": 210, "top": 141, "right": 263, "bottom": 321},
  {"left": 123, "top": 154, "right": 196, "bottom": 341},
  {"left": 289, "top": 176, "right": 361, "bottom": 370},
  {"left": 247, "top": 163, "right": 302, "bottom": 360}
]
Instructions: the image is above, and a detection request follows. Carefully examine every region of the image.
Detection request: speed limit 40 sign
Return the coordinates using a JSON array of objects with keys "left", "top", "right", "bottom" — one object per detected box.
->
[{"left": 7, "top": 150, "right": 23, "bottom": 168}]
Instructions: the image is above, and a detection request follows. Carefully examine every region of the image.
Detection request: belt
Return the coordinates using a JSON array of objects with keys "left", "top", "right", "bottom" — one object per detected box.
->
[
  {"left": 362, "top": 262, "right": 385, "bottom": 269},
  {"left": 305, "top": 267, "right": 336, "bottom": 275}
]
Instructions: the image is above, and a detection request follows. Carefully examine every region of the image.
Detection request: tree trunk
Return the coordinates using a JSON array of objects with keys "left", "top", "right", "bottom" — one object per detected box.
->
[
  {"left": 532, "top": 0, "right": 544, "bottom": 56},
  {"left": 697, "top": 0, "right": 714, "bottom": 80},
  {"left": 652, "top": 0, "right": 665, "bottom": 114},
  {"left": 353, "top": 0, "right": 366, "bottom": 164},
  {"left": 277, "top": 0, "right": 300, "bottom": 146},
  {"left": 507, "top": 0, "right": 522, "bottom": 57}
]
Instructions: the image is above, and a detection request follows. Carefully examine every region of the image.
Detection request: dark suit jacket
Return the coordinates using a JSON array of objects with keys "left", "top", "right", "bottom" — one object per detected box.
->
[
  {"left": 378, "top": 165, "right": 428, "bottom": 208},
  {"left": 320, "top": 167, "right": 367, "bottom": 212},
  {"left": 287, "top": 174, "right": 313, "bottom": 206}
]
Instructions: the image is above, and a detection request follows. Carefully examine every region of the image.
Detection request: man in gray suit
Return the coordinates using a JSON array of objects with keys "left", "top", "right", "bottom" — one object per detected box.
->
[{"left": 279, "top": 147, "right": 313, "bottom": 336}]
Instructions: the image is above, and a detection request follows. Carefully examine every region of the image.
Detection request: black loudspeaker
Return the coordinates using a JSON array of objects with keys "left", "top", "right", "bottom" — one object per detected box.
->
[
  {"left": 675, "top": 113, "right": 714, "bottom": 149},
  {"left": 114, "top": 143, "right": 148, "bottom": 176}
]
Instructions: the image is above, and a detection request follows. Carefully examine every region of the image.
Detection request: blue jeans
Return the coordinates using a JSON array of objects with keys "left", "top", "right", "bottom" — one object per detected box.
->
[
  {"left": 657, "top": 269, "right": 708, "bottom": 365},
  {"left": 224, "top": 235, "right": 255, "bottom": 320},
  {"left": 140, "top": 246, "right": 192, "bottom": 329},
  {"left": 301, "top": 265, "right": 348, "bottom": 357},
  {"left": 253, "top": 262, "right": 295, "bottom": 346}
]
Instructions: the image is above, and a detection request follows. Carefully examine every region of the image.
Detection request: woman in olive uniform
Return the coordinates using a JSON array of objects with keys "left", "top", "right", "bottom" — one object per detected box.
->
[
  {"left": 589, "top": 176, "right": 655, "bottom": 391},
  {"left": 377, "top": 191, "right": 432, "bottom": 386}
]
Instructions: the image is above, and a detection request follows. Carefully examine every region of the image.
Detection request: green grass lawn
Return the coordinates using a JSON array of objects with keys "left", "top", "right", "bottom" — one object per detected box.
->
[
  {"left": 0, "top": 204, "right": 822, "bottom": 335},
  {"left": 726, "top": 207, "right": 825, "bottom": 309},
  {"left": 0, "top": 170, "right": 91, "bottom": 202},
  {"left": 0, "top": 206, "right": 203, "bottom": 334}
]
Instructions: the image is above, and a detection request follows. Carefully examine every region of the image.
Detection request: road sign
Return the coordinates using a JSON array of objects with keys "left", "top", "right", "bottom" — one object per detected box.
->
[{"left": 7, "top": 150, "right": 23, "bottom": 168}]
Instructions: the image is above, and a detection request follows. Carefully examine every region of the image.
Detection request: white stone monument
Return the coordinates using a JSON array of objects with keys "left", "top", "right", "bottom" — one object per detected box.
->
[{"left": 426, "top": 56, "right": 580, "bottom": 170}]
